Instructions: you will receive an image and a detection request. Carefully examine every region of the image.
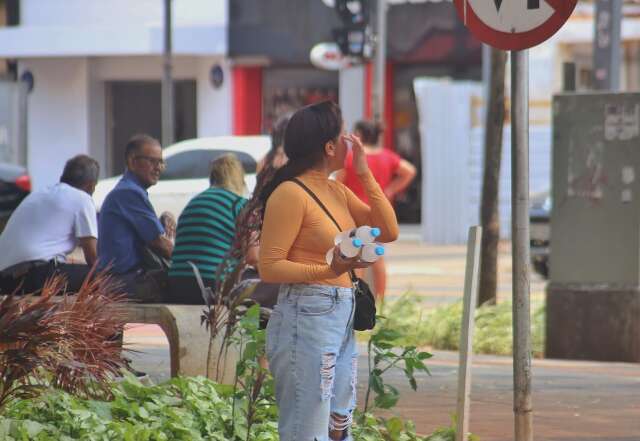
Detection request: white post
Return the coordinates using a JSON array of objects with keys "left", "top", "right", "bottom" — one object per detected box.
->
[
  {"left": 456, "top": 225, "right": 483, "bottom": 441},
  {"left": 372, "top": 0, "right": 387, "bottom": 124},
  {"left": 339, "top": 65, "right": 365, "bottom": 131}
]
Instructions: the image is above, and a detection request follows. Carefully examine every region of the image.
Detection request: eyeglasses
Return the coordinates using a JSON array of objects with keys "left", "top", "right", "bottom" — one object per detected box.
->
[{"left": 135, "top": 156, "right": 166, "bottom": 168}]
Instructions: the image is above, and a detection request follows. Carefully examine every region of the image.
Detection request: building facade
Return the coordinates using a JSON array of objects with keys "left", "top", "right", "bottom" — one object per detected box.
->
[
  {"left": 3, "top": 0, "right": 637, "bottom": 232},
  {"left": 0, "top": 0, "right": 231, "bottom": 187}
]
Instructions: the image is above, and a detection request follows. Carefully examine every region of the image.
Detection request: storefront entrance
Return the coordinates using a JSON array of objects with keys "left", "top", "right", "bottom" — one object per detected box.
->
[{"left": 106, "top": 80, "right": 197, "bottom": 176}]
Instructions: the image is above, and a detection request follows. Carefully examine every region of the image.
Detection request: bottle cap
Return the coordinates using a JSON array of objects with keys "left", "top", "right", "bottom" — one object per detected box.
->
[
  {"left": 375, "top": 246, "right": 385, "bottom": 256},
  {"left": 352, "top": 238, "right": 363, "bottom": 247},
  {"left": 370, "top": 227, "right": 381, "bottom": 237}
]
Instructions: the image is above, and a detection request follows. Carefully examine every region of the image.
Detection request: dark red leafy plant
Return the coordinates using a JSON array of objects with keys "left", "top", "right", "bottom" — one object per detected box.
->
[{"left": 0, "top": 270, "right": 129, "bottom": 411}]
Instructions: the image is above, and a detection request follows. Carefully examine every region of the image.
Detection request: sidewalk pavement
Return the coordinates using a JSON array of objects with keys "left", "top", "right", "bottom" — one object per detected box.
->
[
  {"left": 384, "top": 225, "right": 547, "bottom": 308},
  {"left": 124, "top": 226, "right": 640, "bottom": 440}
]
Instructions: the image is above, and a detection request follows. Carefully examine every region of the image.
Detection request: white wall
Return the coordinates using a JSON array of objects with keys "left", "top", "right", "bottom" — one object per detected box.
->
[
  {"left": 0, "top": 1, "right": 227, "bottom": 58},
  {"left": 196, "top": 58, "right": 233, "bottom": 137},
  {"left": 21, "top": 0, "right": 227, "bottom": 27},
  {"left": 414, "top": 79, "right": 552, "bottom": 244},
  {"left": 90, "top": 56, "right": 200, "bottom": 81},
  {"left": 20, "top": 58, "right": 90, "bottom": 189},
  {"left": 20, "top": 54, "right": 233, "bottom": 187},
  {"left": 415, "top": 79, "right": 475, "bottom": 244}
]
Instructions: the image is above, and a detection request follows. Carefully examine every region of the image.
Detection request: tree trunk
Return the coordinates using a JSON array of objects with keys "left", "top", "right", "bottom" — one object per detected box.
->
[{"left": 478, "top": 48, "right": 507, "bottom": 306}]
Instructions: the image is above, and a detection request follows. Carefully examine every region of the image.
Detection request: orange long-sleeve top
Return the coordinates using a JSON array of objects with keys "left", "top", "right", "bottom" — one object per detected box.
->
[{"left": 258, "top": 168, "right": 399, "bottom": 287}]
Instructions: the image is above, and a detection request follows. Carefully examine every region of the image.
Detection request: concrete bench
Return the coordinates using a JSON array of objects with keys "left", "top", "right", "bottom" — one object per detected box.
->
[
  {"left": 0, "top": 264, "right": 240, "bottom": 382},
  {"left": 121, "top": 303, "right": 237, "bottom": 382}
]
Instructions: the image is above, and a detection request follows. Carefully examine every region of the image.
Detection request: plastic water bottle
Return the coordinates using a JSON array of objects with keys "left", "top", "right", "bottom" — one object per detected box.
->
[
  {"left": 361, "top": 243, "right": 385, "bottom": 263},
  {"left": 353, "top": 226, "right": 381, "bottom": 244},
  {"left": 333, "top": 229, "right": 354, "bottom": 245},
  {"left": 334, "top": 226, "right": 381, "bottom": 245},
  {"left": 326, "top": 238, "right": 363, "bottom": 265}
]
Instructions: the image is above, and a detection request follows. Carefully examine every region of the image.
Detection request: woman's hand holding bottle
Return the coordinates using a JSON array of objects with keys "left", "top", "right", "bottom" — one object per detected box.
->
[{"left": 328, "top": 245, "right": 372, "bottom": 276}]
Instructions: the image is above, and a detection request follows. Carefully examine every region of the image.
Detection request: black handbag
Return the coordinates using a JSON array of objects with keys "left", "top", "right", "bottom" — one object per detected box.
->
[
  {"left": 290, "top": 178, "right": 376, "bottom": 331},
  {"left": 141, "top": 246, "right": 171, "bottom": 271}
]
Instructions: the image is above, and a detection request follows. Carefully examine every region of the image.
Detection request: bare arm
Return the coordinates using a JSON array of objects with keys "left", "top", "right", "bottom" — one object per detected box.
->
[
  {"left": 385, "top": 159, "right": 416, "bottom": 200},
  {"left": 148, "top": 234, "right": 174, "bottom": 259},
  {"left": 78, "top": 237, "right": 98, "bottom": 267}
]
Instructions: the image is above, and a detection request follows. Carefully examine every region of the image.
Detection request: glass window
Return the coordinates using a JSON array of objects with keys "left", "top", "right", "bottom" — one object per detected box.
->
[{"left": 162, "top": 149, "right": 257, "bottom": 180}]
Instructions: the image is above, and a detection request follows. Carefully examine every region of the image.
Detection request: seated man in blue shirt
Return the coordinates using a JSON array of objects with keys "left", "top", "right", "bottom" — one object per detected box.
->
[{"left": 98, "top": 134, "right": 175, "bottom": 301}]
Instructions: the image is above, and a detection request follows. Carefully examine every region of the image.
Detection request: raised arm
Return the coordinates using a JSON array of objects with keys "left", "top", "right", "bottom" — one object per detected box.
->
[
  {"left": 341, "top": 135, "right": 399, "bottom": 243},
  {"left": 344, "top": 172, "right": 399, "bottom": 243}
]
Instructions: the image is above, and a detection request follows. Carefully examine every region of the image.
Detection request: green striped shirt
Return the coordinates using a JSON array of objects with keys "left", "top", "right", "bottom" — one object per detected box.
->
[{"left": 168, "top": 187, "right": 246, "bottom": 281}]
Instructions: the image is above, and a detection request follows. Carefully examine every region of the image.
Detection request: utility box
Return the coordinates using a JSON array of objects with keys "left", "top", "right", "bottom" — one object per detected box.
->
[{"left": 547, "top": 92, "right": 640, "bottom": 362}]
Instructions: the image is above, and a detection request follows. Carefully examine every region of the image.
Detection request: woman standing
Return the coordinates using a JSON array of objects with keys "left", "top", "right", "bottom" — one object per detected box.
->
[
  {"left": 167, "top": 154, "right": 247, "bottom": 304},
  {"left": 258, "top": 101, "right": 399, "bottom": 441},
  {"left": 336, "top": 120, "right": 416, "bottom": 300}
]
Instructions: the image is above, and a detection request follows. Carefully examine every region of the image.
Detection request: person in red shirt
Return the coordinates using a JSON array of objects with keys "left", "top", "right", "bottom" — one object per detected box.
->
[{"left": 336, "top": 120, "right": 416, "bottom": 300}]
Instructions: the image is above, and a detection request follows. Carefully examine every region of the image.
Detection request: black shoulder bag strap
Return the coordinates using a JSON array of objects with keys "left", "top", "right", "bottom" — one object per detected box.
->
[{"left": 289, "top": 178, "right": 358, "bottom": 283}]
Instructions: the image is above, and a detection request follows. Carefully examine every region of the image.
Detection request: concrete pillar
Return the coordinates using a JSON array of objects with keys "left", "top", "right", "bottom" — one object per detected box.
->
[{"left": 339, "top": 65, "right": 365, "bottom": 132}]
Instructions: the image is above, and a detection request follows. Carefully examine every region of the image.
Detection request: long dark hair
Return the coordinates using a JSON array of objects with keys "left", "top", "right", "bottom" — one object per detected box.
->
[{"left": 258, "top": 101, "right": 342, "bottom": 214}]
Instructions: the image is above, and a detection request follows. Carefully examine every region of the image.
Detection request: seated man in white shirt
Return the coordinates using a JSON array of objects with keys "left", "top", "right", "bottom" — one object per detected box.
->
[{"left": 0, "top": 155, "right": 100, "bottom": 294}]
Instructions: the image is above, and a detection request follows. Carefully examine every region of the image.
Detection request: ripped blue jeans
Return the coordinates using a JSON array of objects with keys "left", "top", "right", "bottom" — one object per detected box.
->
[{"left": 266, "top": 284, "right": 357, "bottom": 441}]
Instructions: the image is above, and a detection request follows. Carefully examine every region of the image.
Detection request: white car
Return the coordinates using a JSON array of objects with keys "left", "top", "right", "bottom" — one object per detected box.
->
[{"left": 93, "top": 136, "right": 271, "bottom": 217}]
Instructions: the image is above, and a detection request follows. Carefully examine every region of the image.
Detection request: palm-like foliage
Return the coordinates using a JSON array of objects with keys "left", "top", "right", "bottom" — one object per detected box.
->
[
  {"left": 0, "top": 270, "right": 129, "bottom": 412},
  {"left": 0, "top": 277, "right": 69, "bottom": 411},
  {"left": 49, "top": 271, "right": 129, "bottom": 398}
]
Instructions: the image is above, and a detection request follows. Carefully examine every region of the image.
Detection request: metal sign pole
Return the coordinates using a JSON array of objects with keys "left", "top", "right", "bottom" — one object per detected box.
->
[
  {"left": 593, "top": 0, "right": 622, "bottom": 91},
  {"left": 162, "top": 0, "right": 175, "bottom": 147},
  {"left": 510, "top": 49, "right": 533, "bottom": 441}
]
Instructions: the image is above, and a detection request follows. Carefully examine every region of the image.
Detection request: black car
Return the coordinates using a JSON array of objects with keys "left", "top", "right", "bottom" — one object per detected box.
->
[
  {"left": 0, "top": 163, "right": 31, "bottom": 231},
  {"left": 530, "top": 191, "right": 551, "bottom": 278}
]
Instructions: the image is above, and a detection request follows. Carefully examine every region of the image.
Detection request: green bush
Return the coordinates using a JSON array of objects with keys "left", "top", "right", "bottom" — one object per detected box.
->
[
  {"left": 0, "top": 376, "right": 458, "bottom": 441},
  {"left": 0, "top": 375, "right": 279, "bottom": 441},
  {"left": 376, "top": 294, "right": 545, "bottom": 357},
  {"left": 0, "top": 302, "right": 482, "bottom": 440}
]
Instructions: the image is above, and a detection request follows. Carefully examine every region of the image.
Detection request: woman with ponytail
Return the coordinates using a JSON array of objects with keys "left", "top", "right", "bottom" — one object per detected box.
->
[{"left": 258, "top": 101, "right": 399, "bottom": 441}]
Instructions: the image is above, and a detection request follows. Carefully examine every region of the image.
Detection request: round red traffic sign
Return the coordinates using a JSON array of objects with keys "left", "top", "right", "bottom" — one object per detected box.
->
[{"left": 454, "top": 0, "right": 577, "bottom": 50}]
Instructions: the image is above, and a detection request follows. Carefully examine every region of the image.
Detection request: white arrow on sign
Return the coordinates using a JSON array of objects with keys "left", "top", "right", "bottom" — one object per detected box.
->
[{"left": 465, "top": 0, "right": 562, "bottom": 33}]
